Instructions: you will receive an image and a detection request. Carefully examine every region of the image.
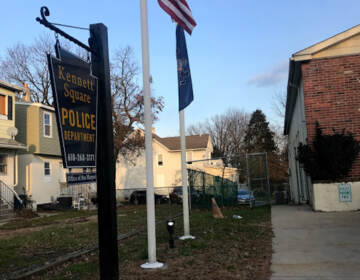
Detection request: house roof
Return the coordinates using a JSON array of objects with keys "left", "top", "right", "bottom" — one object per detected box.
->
[
  {"left": 16, "top": 102, "right": 55, "bottom": 111},
  {"left": 154, "top": 134, "right": 210, "bottom": 151},
  {"left": 0, "top": 80, "right": 26, "bottom": 93},
  {"left": 0, "top": 138, "right": 26, "bottom": 150},
  {"left": 284, "top": 24, "right": 360, "bottom": 135},
  {"left": 292, "top": 24, "right": 360, "bottom": 61}
]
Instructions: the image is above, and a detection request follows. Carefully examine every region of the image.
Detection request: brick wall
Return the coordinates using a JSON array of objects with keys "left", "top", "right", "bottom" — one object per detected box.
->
[{"left": 302, "top": 54, "right": 360, "bottom": 181}]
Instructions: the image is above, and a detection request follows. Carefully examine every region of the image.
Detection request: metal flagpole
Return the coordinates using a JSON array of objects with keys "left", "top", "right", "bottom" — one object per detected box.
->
[
  {"left": 140, "top": 0, "right": 163, "bottom": 269},
  {"left": 179, "top": 110, "right": 195, "bottom": 240}
]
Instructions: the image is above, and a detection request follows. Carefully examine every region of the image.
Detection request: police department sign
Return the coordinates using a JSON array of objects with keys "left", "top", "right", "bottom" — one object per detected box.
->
[{"left": 48, "top": 46, "right": 98, "bottom": 168}]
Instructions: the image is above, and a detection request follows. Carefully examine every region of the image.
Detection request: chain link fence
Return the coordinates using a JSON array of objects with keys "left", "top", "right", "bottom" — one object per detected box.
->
[
  {"left": 57, "top": 151, "right": 287, "bottom": 212},
  {"left": 245, "top": 152, "right": 271, "bottom": 206},
  {"left": 188, "top": 169, "right": 238, "bottom": 209}
]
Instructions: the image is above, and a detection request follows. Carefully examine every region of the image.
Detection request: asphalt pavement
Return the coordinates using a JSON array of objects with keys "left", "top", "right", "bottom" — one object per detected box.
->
[{"left": 271, "top": 205, "right": 360, "bottom": 280}]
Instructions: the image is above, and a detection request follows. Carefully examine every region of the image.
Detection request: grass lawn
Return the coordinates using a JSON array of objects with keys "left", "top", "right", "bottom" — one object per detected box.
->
[{"left": 0, "top": 204, "right": 271, "bottom": 280}]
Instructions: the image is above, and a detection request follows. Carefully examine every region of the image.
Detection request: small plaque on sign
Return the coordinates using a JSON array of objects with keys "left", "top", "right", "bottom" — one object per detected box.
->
[
  {"left": 338, "top": 183, "right": 352, "bottom": 202},
  {"left": 66, "top": 172, "right": 97, "bottom": 185}
]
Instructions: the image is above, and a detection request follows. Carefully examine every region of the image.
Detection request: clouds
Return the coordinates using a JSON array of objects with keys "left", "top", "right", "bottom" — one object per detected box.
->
[{"left": 247, "top": 61, "right": 289, "bottom": 87}]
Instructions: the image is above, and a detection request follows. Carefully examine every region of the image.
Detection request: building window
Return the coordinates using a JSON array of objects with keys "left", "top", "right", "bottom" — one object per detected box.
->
[
  {"left": 0, "top": 95, "right": 7, "bottom": 120},
  {"left": 0, "top": 155, "right": 7, "bottom": 174},
  {"left": 157, "top": 154, "right": 164, "bottom": 167},
  {"left": 44, "top": 112, "right": 52, "bottom": 137},
  {"left": 44, "top": 162, "right": 51, "bottom": 176},
  {"left": 7, "top": 96, "right": 12, "bottom": 120}
]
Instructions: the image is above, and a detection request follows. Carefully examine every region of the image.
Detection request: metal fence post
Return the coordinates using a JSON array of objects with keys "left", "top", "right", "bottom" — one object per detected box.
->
[
  {"left": 246, "top": 153, "right": 251, "bottom": 191},
  {"left": 264, "top": 152, "right": 272, "bottom": 206}
]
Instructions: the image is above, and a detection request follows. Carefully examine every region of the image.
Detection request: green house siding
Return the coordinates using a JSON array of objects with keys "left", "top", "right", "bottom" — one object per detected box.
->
[
  {"left": 38, "top": 108, "right": 61, "bottom": 156},
  {"left": 15, "top": 105, "right": 27, "bottom": 145},
  {"left": 15, "top": 104, "right": 61, "bottom": 156}
]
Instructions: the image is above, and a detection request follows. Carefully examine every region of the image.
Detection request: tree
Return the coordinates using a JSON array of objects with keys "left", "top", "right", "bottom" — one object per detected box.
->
[
  {"left": 111, "top": 46, "right": 164, "bottom": 161},
  {"left": 244, "top": 109, "right": 277, "bottom": 153},
  {"left": 244, "top": 110, "right": 288, "bottom": 183},
  {"left": 0, "top": 36, "right": 164, "bottom": 160},
  {"left": 271, "top": 91, "right": 287, "bottom": 119},
  {"left": 188, "top": 108, "right": 249, "bottom": 168},
  {"left": 269, "top": 91, "right": 289, "bottom": 183},
  {"left": 0, "top": 34, "right": 54, "bottom": 105},
  {"left": 271, "top": 90, "right": 289, "bottom": 159}
]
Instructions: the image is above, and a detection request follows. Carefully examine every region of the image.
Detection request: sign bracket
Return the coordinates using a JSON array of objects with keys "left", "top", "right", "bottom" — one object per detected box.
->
[{"left": 36, "top": 6, "right": 96, "bottom": 54}]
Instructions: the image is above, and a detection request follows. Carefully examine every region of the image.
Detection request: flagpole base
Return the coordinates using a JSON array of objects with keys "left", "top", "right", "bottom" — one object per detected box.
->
[
  {"left": 179, "top": 235, "right": 195, "bottom": 240},
  {"left": 140, "top": 262, "right": 164, "bottom": 269}
]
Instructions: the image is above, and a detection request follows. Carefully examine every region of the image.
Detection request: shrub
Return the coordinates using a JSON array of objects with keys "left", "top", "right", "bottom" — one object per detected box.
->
[{"left": 297, "top": 123, "right": 360, "bottom": 181}]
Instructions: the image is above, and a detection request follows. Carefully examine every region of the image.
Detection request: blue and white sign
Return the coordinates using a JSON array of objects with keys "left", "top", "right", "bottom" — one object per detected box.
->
[
  {"left": 338, "top": 183, "right": 352, "bottom": 202},
  {"left": 66, "top": 172, "right": 96, "bottom": 185}
]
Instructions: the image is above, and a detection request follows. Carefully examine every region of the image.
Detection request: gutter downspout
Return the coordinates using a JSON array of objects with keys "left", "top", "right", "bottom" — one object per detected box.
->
[{"left": 14, "top": 151, "right": 17, "bottom": 187}]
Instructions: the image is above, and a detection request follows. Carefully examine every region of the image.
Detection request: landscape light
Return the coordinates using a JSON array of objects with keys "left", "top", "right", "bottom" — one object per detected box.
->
[{"left": 166, "top": 219, "right": 175, "bottom": 248}]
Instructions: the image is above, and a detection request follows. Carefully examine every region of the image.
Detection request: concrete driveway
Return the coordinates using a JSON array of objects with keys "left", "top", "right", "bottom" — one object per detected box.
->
[{"left": 271, "top": 205, "right": 360, "bottom": 280}]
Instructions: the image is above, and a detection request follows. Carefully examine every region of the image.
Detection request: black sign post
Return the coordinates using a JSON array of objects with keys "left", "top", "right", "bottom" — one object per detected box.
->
[{"left": 89, "top": 24, "right": 119, "bottom": 280}]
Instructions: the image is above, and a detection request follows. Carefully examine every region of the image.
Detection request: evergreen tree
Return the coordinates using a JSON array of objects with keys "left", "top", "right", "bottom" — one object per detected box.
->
[{"left": 244, "top": 109, "right": 277, "bottom": 153}]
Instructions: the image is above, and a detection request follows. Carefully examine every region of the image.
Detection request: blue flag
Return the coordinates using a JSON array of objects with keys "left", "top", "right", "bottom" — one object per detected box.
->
[{"left": 176, "top": 25, "right": 194, "bottom": 111}]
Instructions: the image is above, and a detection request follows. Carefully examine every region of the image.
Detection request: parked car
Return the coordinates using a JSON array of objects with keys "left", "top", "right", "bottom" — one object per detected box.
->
[
  {"left": 169, "top": 187, "right": 183, "bottom": 204},
  {"left": 237, "top": 189, "right": 255, "bottom": 207},
  {"left": 129, "top": 190, "right": 168, "bottom": 205},
  {"left": 169, "top": 186, "right": 202, "bottom": 204}
]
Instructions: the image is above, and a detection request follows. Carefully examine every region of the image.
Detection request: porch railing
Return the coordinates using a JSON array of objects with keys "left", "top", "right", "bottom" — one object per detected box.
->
[{"left": 0, "top": 180, "right": 23, "bottom": 211}]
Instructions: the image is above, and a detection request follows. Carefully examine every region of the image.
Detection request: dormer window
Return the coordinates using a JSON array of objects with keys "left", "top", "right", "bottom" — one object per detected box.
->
[{"left": 44, "top": 112, "right": 52, "bottom": 137}]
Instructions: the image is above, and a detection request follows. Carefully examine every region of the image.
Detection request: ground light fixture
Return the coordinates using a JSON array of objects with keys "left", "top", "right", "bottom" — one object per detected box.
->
[{"left": 166, "top": 219, "right": 175, "bottom": 248}]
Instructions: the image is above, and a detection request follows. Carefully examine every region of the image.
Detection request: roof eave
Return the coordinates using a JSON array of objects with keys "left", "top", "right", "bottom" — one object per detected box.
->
[
  {"left": 284, "top": 60, "right": 303, "bottom": 135},
  {"left": 293, "top": 24, "right": 360, "bottom": 59},
  {"left": 0, "top": 80, "right": 25, "bottom": 93},
  {"left": 0, "top": 144, "right": 27, "bottom": 150}
]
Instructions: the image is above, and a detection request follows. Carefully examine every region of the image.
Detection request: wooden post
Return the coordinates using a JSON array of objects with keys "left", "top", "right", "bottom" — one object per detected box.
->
[{"left": 89, "top": 23, "right": 119, "bottom": 279}]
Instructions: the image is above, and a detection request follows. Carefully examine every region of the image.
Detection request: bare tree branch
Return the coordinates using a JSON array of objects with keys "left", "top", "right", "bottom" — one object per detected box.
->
[{"left": 111, "top": 46, "right": 164, "bottom": 161}]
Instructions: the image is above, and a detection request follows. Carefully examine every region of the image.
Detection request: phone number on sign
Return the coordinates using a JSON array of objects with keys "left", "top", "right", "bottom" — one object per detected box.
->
[{"left": 67, "top": 153, "right": 95, "bottom": 162}]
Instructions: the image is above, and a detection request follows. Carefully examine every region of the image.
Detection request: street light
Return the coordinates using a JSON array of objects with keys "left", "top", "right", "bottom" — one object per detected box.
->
[{"left": 166, "top": 219, "right": 175, "bottom": 248}]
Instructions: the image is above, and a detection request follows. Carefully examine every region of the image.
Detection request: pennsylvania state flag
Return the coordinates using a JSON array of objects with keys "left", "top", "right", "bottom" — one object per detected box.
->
[{"left": 176, "top": 25, "right": 194, "bottom": 111}]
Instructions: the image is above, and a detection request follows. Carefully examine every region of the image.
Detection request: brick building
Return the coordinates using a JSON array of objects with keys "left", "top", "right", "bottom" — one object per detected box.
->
[{"left": 284, "top": 24, "right": 360, "bottom": 211}]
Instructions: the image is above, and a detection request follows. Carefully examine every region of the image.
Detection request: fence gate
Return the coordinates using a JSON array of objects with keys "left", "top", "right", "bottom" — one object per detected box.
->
[{"left": 245, "top": 152, "right": 271, "bottom": 206}]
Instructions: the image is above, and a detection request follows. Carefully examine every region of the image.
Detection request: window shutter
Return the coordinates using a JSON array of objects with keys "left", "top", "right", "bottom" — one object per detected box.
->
[
  {"left": 7, "top": 96, "right": 12, "bottom": 120},
  {"left": 0, "top": 95, "right": 5, "bottom": 115}
]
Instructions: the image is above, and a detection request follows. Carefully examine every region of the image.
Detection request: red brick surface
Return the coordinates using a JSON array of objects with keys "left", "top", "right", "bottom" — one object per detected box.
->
[{"left": 302, "top": 54, "right": 360, "bottom": 181}]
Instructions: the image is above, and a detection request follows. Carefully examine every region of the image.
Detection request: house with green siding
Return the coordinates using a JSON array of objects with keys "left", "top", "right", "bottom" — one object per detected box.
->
[{"left": 15, "top": 102, "right": 67, "bottom": 206}]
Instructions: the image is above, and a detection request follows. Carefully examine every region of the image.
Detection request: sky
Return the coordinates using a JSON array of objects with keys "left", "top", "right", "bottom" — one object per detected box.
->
[{"left": 1, "top": 1, "right": 360, "bottom": 137}]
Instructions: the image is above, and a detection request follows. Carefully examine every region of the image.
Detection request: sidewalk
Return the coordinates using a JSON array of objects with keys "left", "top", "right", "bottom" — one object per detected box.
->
[{"left": 271, "top": 205, "right": 360, "bottom": 280}]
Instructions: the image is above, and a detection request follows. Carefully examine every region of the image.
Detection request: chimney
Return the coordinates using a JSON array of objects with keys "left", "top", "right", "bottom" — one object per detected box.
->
[
  {"left": 152, "top": 127, "right": 155, "bottom": 134},
  {"left": 23, "top": 83, "right": 31, "bottom": 102}
]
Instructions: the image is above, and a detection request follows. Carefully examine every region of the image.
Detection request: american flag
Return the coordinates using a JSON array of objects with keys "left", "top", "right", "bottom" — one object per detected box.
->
[{"left": 158, "top": 0, "right": 197, "bottom": 35}]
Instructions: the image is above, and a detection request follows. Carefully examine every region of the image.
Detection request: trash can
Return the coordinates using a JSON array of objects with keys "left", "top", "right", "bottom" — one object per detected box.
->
[{"left": 57, "top": 196, "right": 73, "bottom": 209}]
